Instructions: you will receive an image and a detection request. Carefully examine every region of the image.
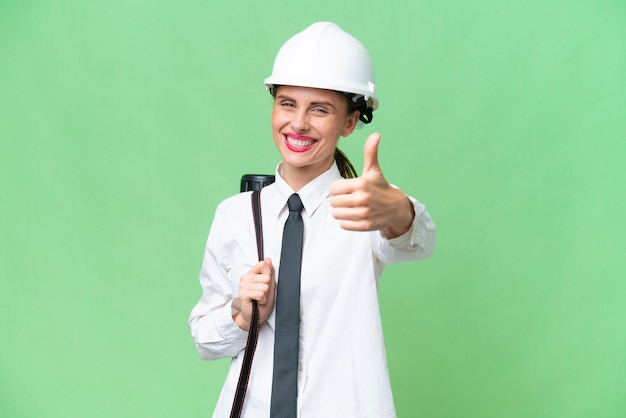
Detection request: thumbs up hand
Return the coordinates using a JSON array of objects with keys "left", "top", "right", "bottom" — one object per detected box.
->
[{"left": 329, "top": 133, "right": 415, "bottom": 239}]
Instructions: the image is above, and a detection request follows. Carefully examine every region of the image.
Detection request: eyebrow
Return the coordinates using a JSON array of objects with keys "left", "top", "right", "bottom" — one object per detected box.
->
[{"left": 276, "top": 94, "right": 337, "bottom": 109}]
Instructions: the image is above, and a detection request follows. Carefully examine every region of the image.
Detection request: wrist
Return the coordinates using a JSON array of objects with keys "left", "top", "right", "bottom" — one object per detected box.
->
[
  {"left": 231, "top": 298, "right": 249, "bottom": 331},
  {"left": 382, "top": 196, "right": 415, "bottom": 239},
  {"left": 232, "top": 312, "right": 250, "bottom": 331}
]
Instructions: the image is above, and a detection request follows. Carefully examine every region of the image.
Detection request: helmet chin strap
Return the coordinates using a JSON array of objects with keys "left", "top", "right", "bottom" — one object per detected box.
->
[
  {"left": 359, "top": 108, "right": 374, "bottom": 124},
  {"left": 346, "top": 93, "right": 374, "bottom": 125}
]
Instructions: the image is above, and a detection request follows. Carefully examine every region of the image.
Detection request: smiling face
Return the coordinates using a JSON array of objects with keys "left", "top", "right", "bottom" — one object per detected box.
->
[{"left": 271, "top": 85, "right": 359, "bottom": 190}]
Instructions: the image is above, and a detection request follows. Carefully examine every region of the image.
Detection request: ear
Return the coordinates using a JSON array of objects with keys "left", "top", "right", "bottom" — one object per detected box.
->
[{"left": 341, "top": 109, "right": 360, "bottom": 138}]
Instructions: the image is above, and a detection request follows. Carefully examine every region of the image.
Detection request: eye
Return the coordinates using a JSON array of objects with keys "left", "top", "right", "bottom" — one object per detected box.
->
[
  {"left": 279, "top": 100, "right": 295, "bottom": 108},
  {"left": 312, "top": 107, "right": 329, "bottom": 114}
]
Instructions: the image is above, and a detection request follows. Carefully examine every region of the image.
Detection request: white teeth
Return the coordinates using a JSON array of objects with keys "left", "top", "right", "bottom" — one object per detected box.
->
[{"left": 286, "top": 136, "right": 315, "bottom": 148}]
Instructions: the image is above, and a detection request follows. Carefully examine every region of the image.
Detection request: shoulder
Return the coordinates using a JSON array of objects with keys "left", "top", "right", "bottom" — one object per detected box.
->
[
  {"left": 214, "top": 185, "right": 282, "bottom": 225},
  {"left": 214, "top": 192, "right": 254, "bottom": 220},
  {"left": 206, "top": 192, "right": 255, "bottom": 248},
  {"left": 217, "top": 191, "right": 252, "bottom": 210}
]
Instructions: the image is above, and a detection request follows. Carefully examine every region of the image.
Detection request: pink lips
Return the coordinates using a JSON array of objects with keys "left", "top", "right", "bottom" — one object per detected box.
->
[{"left": 284, "top": 133, "right": 317, "bottom": 153}]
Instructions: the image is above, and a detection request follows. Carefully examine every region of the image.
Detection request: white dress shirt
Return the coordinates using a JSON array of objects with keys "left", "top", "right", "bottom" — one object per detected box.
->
[{"left": 188, "top": 162, "right": 436, "bottom": 418}]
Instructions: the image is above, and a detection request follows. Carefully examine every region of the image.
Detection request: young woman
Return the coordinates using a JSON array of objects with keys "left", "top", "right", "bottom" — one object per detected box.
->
[{"left": 189, "top": 22, "right": 436, "bottom": 417}]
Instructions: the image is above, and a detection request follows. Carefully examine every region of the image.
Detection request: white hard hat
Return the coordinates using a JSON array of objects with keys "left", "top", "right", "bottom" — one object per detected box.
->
[{"left": 264, "top": 22, "right": 378, "bottom": 111}]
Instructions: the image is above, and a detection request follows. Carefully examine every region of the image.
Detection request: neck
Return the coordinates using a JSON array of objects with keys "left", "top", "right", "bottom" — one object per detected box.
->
[{"left": 279, "top": 160, "right": 334, "bottom": 192}]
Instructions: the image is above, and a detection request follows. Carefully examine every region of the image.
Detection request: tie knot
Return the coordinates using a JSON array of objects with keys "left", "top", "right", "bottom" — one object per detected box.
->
[{"left": 287, "top": 193, "right": 304, "bottom": 213}]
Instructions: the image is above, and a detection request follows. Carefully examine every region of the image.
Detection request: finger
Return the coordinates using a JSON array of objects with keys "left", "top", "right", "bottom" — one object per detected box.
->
[
  {"left": 330, "top": 192, "right": 366, "bottom": 209},
  {"left": 362, "top": 132, "right": 382, "bottom": 175},
  {"left": 332, "top": 206, "right": 368, "bottom": 222},
  {"left": 329, "top": 177, "right": 362, "bottom": 197},
  {"left": 338, "top": 219, "right": 376, "bottom": 231},
  {"left": 242, "top": 281, "right": 270, "bottom": 297},
  {"left": 248, "top": 259, "right": 269, "bottom": 274},
  {"left": 249, "top": 289, "right": 270, "bottom": 304}
]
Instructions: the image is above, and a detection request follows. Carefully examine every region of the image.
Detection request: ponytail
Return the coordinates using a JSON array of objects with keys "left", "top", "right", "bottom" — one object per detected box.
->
[
  {"left": 333, "top": 92, "right": 372, "bottom": 179},
  {"left": 334, "top": 148, "right": 357, "bottom": 179}
]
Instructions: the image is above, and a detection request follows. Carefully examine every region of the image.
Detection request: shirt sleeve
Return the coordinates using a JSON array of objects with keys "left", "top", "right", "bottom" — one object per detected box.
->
[
  {"left": 370, "top": 195, "right": 436, "bottom": 264},
  {"left": 188, "top": 203, "right": 248, "bottom": 360}
]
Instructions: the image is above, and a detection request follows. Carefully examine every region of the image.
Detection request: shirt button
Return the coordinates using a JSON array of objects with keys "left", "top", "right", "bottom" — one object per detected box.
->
[{"left": 298, "top": 364, "right": 304, "bottom": 372}]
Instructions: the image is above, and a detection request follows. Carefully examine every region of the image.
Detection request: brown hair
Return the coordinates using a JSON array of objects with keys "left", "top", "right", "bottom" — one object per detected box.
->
[
  {"left": 334, "top": 94, "right": 364, "bottom": 179},
  {"left": 334, "top": 148, "right": 358, "bottom": 178}
]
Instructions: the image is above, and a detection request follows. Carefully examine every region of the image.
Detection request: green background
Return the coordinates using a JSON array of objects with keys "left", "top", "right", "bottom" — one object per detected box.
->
[{"left": 1, "top": 1, "right": 625, "bottom": 417}]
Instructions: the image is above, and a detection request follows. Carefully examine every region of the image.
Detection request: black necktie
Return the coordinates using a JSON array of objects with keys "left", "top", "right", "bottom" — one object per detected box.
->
[{"left": 270, "top": 193, "right": 304, "bottom": 417}]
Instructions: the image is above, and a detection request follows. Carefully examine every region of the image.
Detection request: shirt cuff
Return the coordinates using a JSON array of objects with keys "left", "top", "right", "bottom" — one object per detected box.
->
[
  {"left": 372, "top": 195, "right": 436, "bottom": 263},
  {"left": 216, "top": 299, "right": 249, "bottom": 342}
]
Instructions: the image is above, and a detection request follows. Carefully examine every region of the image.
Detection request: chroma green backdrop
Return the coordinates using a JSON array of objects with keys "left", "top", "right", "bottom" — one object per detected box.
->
[{"left": 1, "top": 1, "right": 625, "bottom": 417}]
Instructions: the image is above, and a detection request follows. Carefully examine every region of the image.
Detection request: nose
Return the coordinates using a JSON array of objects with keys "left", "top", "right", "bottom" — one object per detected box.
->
[{"left": 291, "top": 108, "right": 310, "bottom": 132}]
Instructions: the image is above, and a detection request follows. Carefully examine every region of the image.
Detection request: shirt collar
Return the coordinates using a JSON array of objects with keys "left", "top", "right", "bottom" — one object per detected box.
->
[{"left": 268, "top": 161, "right": 343, "bottom": 219}]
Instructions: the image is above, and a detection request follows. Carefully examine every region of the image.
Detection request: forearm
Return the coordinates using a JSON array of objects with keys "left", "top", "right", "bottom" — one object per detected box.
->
[{"left": 188, "top": 201, "right": 251, "bottom": 360}]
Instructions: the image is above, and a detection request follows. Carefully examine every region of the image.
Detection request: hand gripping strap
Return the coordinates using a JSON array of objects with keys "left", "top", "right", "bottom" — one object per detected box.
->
[{"left": 230, "top": 190, "right": 263, "bottom": 418}]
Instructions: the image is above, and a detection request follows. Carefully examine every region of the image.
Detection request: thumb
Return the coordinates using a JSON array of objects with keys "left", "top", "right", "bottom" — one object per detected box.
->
[
  {"left": 362, "top": 132, "right": 382, "bottom": 175},
  {"left": 263, "top": 257, "right": 274, "bottom": 275}
]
